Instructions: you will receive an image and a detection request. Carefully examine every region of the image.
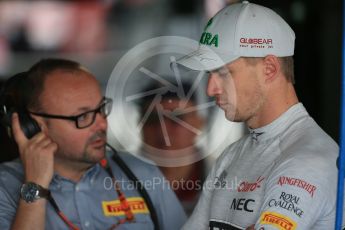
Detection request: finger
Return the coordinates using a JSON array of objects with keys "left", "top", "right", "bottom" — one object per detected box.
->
[
  {"left": 36, "top": 137, "right": 54, "bottom": 149},
  {"left": 30, "top": 132, "right": 47, "bottom": 144},
  {"left": 11, "top": 113, "right": 28, "bottom": 147},
  {"left": 45, "top": 142, "right": 58, "bottom": 153}
]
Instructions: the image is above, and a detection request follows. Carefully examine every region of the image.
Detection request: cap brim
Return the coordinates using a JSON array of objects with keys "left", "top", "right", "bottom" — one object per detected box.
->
[{"left": 175, "top": 48, "right": 239, "bottom": 71}]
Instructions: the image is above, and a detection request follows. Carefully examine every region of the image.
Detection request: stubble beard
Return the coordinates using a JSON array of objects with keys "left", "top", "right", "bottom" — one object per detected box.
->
[
  {"left": 224, "top": 88, "right": 265, "bottom": 124},
  {"left": 223, "top": 103, "right": 239, "bottom": 122},
  {"left": 82, "top": 131, "right": 107, "bottom": 164},
  {"left": 55, "top": 131, "right": 107, "bottom": 166}
]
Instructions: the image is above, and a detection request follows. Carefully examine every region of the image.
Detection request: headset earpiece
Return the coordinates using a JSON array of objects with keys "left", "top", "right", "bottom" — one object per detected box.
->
[{"left": 17, "top": 109, "right": 41, "bottom": 139}]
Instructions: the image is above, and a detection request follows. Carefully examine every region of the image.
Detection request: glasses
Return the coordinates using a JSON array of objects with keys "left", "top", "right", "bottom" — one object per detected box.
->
[{"left": 30, "top": 97, "right": 113, "bottom": 129}]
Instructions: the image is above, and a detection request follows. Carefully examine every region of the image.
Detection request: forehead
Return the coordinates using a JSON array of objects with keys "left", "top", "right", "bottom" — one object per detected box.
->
[
  {"left": 208, "top": 58, "right": 244, "bottom": 73},
  {"left": 225, "top": 58, "right": 248, "bottom": 70},
  {"left": 40, "top": 69, "right": 102, "bottom": 113}
]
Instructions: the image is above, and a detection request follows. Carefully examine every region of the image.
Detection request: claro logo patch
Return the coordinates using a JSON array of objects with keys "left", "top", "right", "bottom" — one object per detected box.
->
[
  {"left": 260, "top": 211, "right": 297, "bottom": 230},
  {"left": 237, "top": 176, "right": 264, "bottom": 192},
  {"left": 102, "top": 197, "right": 149, "bottom": 216}
]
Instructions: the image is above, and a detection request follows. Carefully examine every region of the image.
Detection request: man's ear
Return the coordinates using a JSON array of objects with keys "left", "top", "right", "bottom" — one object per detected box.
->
[{"left": 263, "top": 55, "right": 280, "bottom": 83}]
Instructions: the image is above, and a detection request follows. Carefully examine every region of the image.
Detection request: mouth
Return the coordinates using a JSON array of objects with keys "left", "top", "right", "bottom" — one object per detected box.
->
[
  {"left": 216, "top": 100, "right": 227, "bottom": 107},
  {"left": 90, "top": 138, "right": 106, "bottom": 148}
]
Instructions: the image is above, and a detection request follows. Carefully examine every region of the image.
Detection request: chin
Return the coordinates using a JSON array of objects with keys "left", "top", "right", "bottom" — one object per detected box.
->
[
  {"left": 225, "top": 111, "right": 243, "bottom": 122},
  {"left": 224, "top": 110, "right": 236, "bottom": 121},
  {"left": 94, "top": 147, "right": 106, "bottom": 157},
  {"left": 86, "top": 146, "right": 106, "bottom": 162}
]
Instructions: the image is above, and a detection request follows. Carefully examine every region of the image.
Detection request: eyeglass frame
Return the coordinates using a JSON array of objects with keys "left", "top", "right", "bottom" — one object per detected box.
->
[{"left": 29, "top": 97, "right": 113, "bottom": 129}]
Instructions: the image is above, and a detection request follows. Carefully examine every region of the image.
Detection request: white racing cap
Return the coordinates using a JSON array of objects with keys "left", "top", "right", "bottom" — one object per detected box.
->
[{"left": 176, "top": 1, "right": 295, "bottom": 71}]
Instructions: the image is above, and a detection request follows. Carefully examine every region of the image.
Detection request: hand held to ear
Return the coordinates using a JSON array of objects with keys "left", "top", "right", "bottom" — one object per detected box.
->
[{"left": 12, "top": 113, "right": 57, "bottom": 188}]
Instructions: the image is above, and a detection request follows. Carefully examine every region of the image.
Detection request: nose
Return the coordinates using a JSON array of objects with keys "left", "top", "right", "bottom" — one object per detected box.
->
[
  {"left": 207, "top": 73, "right": 222, "bottom": 97},
  {"left": 93, "top": 112, "right": 108, "bottom": 131}
]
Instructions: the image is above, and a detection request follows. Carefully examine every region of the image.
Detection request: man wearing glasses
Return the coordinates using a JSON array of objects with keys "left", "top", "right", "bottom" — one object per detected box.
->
[{"left": 0, "top": 58, "right": 186, "bottom": 229}]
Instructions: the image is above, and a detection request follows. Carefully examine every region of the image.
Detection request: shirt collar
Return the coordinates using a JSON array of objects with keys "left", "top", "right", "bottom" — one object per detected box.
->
[{"left": 248, "top": 103, "right": 309, "bottom": 142}]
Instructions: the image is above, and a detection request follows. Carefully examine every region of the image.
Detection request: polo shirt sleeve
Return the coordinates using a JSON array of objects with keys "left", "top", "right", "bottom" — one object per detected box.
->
[{"left": 254, "top": 153, "right": 337, "bottom": 230}]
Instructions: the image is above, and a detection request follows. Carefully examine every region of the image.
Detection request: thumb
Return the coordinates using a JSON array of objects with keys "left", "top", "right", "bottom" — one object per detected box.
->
[{"left": 11, "top": 112, "right": 28, "bottom": 147}]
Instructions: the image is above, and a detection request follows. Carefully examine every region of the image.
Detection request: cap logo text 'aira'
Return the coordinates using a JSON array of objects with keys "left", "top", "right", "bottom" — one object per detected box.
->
[
  {"left": 200, "top": 17, "right": 219, "bottom": 47},
  {"left": 200, "top": 33, "right": 219, "bottom": 47}
]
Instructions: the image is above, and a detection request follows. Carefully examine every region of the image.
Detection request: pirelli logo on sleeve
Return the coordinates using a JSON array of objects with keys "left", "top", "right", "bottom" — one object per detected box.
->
[
  {"left": 102, "top": 197, "right": 149, "bottom": 216},
  {"left": 260, "top": 211, "right": 297, "bottom": 230}
]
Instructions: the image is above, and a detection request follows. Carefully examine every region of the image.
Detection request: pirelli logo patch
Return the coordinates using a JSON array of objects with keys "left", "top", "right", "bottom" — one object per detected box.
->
[
  {"left": 260, "top": 211, "right": 297, "bottom": 230},
  {"left": 102, "top": 197, "right": 149, "bottom": 216}
]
